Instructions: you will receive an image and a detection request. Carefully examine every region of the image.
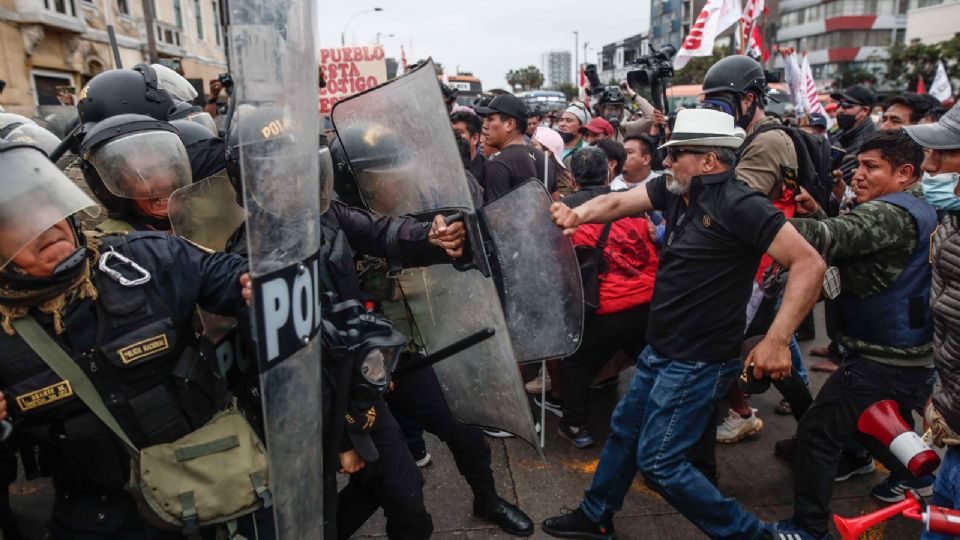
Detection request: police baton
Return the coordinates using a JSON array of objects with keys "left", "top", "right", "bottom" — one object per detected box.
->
[{"left": 392, "top": 327, "right": 496, "bottom": 379}]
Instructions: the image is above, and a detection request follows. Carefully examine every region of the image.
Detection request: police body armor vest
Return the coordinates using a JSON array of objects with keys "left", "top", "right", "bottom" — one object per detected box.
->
[
  {"left": 0, "top": 235, "right": 225, "bottom": 489},
  {"left": 836, "top": 192, "right": 937, "bottom": 349}
]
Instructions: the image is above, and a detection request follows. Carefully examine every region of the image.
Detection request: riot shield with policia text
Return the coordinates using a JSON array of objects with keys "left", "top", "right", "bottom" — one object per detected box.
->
[
  {"left": 227, "top": 0, "right": 323, "bottom": 536},
  {"left": 331, "top": 60, "right": 583, "bottom": 445}
]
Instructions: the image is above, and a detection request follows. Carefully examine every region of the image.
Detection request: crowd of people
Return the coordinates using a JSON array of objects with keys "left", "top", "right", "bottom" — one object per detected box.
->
[{"left": 0, "top": 46, "right": 958, "bottom": 540}]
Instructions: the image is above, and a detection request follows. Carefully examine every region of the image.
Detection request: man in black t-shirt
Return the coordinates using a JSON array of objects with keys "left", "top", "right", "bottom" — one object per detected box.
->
[
  {"left": 541, "top": 109, "right": 825, "bottom": 540},
  {"left": 476, "top": 94, "right": 556, "bottom": 202}
]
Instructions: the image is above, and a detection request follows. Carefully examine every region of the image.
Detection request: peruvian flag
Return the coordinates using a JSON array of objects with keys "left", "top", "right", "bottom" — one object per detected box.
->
[
  {"left": 742, "top": 0, "right": 765, "bottom": 22},
  {"left": 746, "top": 24, "right": 769, "bottom": 62},
  {"left": 674, "top": 0, "right": 743, "bottom": 70},
  {"left": 801, "top": 54, "right": 825, "bottom": 115}
]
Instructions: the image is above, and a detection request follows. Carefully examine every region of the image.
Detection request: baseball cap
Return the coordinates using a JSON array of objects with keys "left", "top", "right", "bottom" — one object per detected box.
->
[
  {"left": 903, "top": 101, "right": 960, "bottom": 150},
  {"left": 475, "top": 94, "right": 528, "bottom": 125},
  {"left": 830, "top": 84, "right": 877, "bottom": 109},
  {"left": 570, "top": 146, "right": 609, "bottom": 186},
  {"left": 583, "top": 117, "right": 614, "bottom": 137},
  {"left": 807, "top": 113, "right": 828, "bottom": 129}
]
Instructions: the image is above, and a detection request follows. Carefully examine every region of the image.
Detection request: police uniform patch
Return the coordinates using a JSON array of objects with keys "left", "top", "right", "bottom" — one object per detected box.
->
[
  {"left": 17, "top": 380, "right": 74, "bottom": 412},
  {"left": 117, "top": 334, "right": 170, "bottom": 364}
]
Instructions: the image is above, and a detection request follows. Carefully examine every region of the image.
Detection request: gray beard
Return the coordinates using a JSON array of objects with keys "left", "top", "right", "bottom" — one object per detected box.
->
[{"left": 665, "top": 174, "right": 690, "bottom": 195}]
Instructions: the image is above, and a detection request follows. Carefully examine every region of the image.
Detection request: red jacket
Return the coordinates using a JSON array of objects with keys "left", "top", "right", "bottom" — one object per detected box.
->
[{"left": 573, "top": 217, "right": 659, "bottom": 315}]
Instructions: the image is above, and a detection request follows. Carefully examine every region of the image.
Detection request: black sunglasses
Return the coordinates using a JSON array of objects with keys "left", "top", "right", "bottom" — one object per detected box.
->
[
  {"left": 667, "top": 147, "right": 709, "bottom": 161},
  {"left": 839, "top": 101, "right": 862, "bottom": 110}
]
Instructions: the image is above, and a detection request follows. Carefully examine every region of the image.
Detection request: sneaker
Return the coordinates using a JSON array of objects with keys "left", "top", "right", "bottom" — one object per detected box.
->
[
  {"left": 766, "top": 519, "right": 832, "bottom": 540},
  {"left": 414, "top": 452, "right": 432, "bottom": 468},
  {"left": 558, "top": 422, "right": 595, "bottom": 449},
  {"left": 716, "top": 408, "right": 763, "bottom": 443},
  {"left": 870, "top": 473, "right": 935, "bottom": 502},
  {"left": 534, "top": 395, "right": 564, "bottom": 418},
  {"left": 774, "top": 436, "right": 797, "bottom": 461},
  {"left": 542, "top": 507, "right": 614, "bottom": 539},
  {"left": 525, "top": 368, "right": 552, "bottom": 394},
  {"left": 483, "top": 422, "right": 541, "bottom": 439},
  {"left": 834, "top": 454, "right": 875, "bottom": 482}
]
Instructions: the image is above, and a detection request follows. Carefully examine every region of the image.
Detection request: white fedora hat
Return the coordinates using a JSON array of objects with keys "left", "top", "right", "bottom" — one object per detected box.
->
[{"left": 660, "top": 108, "right": 745, "bottom": 149}]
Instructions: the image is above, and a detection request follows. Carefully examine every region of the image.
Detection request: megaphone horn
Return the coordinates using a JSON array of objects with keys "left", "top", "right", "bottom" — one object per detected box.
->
[
  {"left": 858, "top": 400, "right": 941, "bottom": 477},
  {"left": 833, "top": 491, "right": 921, "bottom": 540}
]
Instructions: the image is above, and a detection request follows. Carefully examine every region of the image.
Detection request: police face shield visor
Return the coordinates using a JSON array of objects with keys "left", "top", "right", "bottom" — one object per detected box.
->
[
  {"left": 0, "top": 112, "right": 37, "bottom": 131},
  {"left": 185, "top": 111, "right": 218, "bottom": 135},
  {"left": 152, "top": 63, "right": 199, "bottom": 103},
  {"left": 87, "top": 131, "right": 192, "bottom": 201},
  {"left": 3, "top": 124, "right": 62, "bottom": 156},
  {"left": 353, "top": 162, "right": 421, "bottom": 215},
  {"left": 318, "top": 145, "right": 333, "bottom": 213},
  {"left": 0, "top": 147, "right": 99, "bottom": 269}
]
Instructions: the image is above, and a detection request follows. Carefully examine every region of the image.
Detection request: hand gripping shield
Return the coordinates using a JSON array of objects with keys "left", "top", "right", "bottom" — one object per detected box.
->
[
  {"left": 227, "top": 0, "right": 322, "bottom": 536},
  {"left": 331, "top": 61, "right": 583, "bottom": 444}
]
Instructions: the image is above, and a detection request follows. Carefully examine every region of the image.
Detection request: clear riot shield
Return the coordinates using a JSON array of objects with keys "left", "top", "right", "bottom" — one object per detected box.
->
[
  {"left": 331, "top": 60, "right": 538, "bottom": 445},
  {"left": 227, "top": 0, "right": 322, "bottom": 536},
  {"left": 168, "top": 173, "right": 245, "bottom": 252},
  {"left": 480, "top": 180, "right": 584, "bottom": 362}
]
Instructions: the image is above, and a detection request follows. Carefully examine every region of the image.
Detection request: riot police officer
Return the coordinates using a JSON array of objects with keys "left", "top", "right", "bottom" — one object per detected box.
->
[
  {"left": 0, "top": 137, "right": 255, "bottom": 538},
  {"left": 79, "top": 114, "right": 193, "bottom": 233}
]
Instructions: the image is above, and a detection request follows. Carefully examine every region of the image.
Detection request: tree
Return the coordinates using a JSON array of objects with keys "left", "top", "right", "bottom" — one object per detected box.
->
[
  {"left": 505, "top": 66, "right": 545, "bottom": 91},
  {"left": 833, "top": 65, "right": 878, "bottom": 89},
  {"left": 885, "top": 35, "right": 960, "bottom": 91},
  {"left": 671, "top": 46, "right": 731, "bottom": 85},
  {"left": 434, "top": 62, "right": 445, "bottom": 77},
  {"left": 558, "top": 82, "right": 578, "bottom": 101}
]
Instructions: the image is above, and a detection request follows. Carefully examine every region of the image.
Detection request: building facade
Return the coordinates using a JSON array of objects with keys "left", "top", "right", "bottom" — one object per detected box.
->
[
  {"left": 541, "top": 50, "right": 572, "bottom": 90},
  {"left": 775, "top": 0, "right": 908, "bottom": 87},
  {"left": 599, "top": 33, "right": 650, "bottom": 84},
  {"left": 650, "top": 0, "right": 780, "bottom": 65},
  {"left": 0, "top": 0, "right": 227, "bottom": 117},
  {"left": 904, "top": 0, "right": 960, "bottom": 45}
]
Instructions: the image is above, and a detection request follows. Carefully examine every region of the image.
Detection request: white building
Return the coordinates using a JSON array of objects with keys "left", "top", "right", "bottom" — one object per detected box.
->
[
  {"left": 541, "top": 50, "right": 572, "bottom": 89},
  {"left": 905, "top": 0, "right": 960, "bottom": 44},
  {"left": 599, "top": 33, "right": 650, "bottom": 85}
]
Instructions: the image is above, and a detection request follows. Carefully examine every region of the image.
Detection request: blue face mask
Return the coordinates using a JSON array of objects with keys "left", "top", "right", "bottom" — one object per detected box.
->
[{"left": 922, "top": 172, "right": 960, "bottom": 211}]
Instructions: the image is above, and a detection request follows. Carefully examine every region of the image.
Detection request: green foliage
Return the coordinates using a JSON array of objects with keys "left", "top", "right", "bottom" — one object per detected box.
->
[
  {"left": 434, "top": 62, "right": 445, "bottom": 77},
  {"left": 834, "top": 65, "right": 879, "bottom": 88},
  {"left": 505, "top": 66, "right": 545, "bottom": 91},
  {"left": 885, "top": 35, "right": 960, "bottom": 91},
  {"left": 671, "top": 46, "right": 731, "bottom": 85},
  {"left": 558, "top": 82, "right": 578, "bottom": 101}
]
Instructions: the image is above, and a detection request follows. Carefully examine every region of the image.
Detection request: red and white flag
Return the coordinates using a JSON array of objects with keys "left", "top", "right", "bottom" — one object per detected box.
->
[
  {"left": 742, "top": 0, "right": 765, "bottom": 22},
  {"left": 674, "top": 0, "right": 742, "bottom": 70},
  {"left": 801, "top": 54, "right": 825, "bottom": 115},
  {"left": 746, "top": 24, "right": 769, "bottom": 62}
]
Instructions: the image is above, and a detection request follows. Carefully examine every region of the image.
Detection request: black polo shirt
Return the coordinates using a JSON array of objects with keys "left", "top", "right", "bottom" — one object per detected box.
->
[{"left": 644, "top": 169, "right": 785, "bottom": 361}]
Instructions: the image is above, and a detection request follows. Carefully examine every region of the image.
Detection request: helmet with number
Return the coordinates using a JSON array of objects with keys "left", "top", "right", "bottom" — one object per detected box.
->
[
  {"left": 79, "top": 114, "right": 191, "bottom": 228},
  {"left": 0, "top": 137, "right": 99, "bottom": 300}
]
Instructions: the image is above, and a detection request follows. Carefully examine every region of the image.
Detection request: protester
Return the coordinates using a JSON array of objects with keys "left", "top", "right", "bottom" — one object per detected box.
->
[
  {"left": 451, "top": 110, "right": 486, "bottom": 187},
  {"left": 477, "top": 94, "right": 556, "bottom": 201},
  {"left": 595, "top": 139, "right": 626, "bottom": 187},
  {"left": 582, "top": 118, "right": 614, "bottom": 145},
  {"left": 610, "top": 135, "right": 659, "bottom": 191},
  {"left": 526, "top": 112, "right": 541, "bottom": 138},
  {"left": 543, "top": 108, "right": 824, "bottom": 540},
  {"left": 879, "top": 92, "right": 938, "bottom": 130},
  {"left": 532, "top": 126, "right": 575, "bottom": 197},
  {"left": 798, "top": 113, "right": 828, "bottom": 138},
  {"left": 559, "top": 103, "right": 590, "bottom": 161},
  {"left": 772, "top": 129, "right": 937, "bottom": 539},
  {"left": 903, "top": 101, "right": 960, "bottom": 539}
]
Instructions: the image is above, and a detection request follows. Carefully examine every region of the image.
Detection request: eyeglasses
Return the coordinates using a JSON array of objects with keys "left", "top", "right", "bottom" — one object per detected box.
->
[{"left": 667, "top": 147, "right": 709, "bottom": 161}]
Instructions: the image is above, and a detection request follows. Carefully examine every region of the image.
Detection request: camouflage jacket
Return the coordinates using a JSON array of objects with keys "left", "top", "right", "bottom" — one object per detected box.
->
[{"left": 790, "top": 184, "right": 933, "bottom": 365}]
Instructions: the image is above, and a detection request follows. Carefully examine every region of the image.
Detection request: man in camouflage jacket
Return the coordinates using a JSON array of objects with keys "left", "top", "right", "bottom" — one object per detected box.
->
[{"left": 770, "top": 130, "right": 938, "bottom": 540}]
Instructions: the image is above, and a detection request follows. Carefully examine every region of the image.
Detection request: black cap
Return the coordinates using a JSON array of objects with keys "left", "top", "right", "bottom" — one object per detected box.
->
[
  {"left": 475, "top": 95, "right": 528, "bottom": 125},
  {"left": 571, "top": 146, "right": 609, "bottom": 186},
  {"left": 830, "top": 84, "right": 877, "bottom": 109}
]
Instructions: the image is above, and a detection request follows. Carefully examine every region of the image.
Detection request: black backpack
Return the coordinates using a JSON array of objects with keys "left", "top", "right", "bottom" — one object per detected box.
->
[{"left": 742, "top": 123, "right": 839, "bottom": 216}]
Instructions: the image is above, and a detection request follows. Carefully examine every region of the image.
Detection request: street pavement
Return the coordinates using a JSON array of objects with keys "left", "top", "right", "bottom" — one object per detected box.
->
[{"left": 7, "top": 306, "right": 926, "bottom": 539}]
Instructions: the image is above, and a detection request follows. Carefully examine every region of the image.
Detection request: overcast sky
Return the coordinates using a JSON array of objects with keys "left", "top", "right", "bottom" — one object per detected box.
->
[{"left": 315, "top": 0, "right": 652, "bottom": 91}]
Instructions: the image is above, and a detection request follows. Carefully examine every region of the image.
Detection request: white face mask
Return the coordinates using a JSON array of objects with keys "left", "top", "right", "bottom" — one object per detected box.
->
[{"left": 921, "top": 172, "right": 960, "bottom": 211}]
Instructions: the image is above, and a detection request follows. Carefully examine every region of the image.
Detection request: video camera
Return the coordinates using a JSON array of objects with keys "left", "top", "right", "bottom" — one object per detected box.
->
[{"left": 626, "top": 44, "right": 677, "bottom": 113}]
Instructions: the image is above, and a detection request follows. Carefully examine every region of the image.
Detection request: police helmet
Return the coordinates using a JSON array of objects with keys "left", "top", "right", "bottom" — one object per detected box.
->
[
  {"left": 79, "top": 114, "right": 190, "bottom": 221},
  {"left": 170, "top": 101, "right": 218, "bottom": 135},
  {"left": 0, "top": 138, "right": 98, "bottom": 293},
  {"left": 596, "top": 86, "right": 625, "bottom": 106},
  {"left": 702, "top": 55, "right": 768, "bottom": 98},
  {"left": 171, "top": 118, "right": 227, "bottom": 182},
  {"left": 77, "top": 65, "right": 176, "bottom": 125}
]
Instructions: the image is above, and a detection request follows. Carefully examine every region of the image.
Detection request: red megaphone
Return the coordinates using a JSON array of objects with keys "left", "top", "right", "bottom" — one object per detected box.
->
[
  {"left": 833, "top": 491, "right": 921, "bottom": 540},
  {"left": 858, "top": 400, "right": 941, "bottom": 477},
  {"left": 903, "top": 503, "right": 960, "bottom": 536}
]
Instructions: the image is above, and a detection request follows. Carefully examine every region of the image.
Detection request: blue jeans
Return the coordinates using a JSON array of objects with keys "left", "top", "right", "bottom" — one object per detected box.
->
[
  {"left": 922, "top": 446, "right": 960, "bottom": 540},
  {"left": 789, "top": 337, "right": 809, "bottom": 387},
  {"left": 580, "top": 345, "right": 765, "bottom": 540}
]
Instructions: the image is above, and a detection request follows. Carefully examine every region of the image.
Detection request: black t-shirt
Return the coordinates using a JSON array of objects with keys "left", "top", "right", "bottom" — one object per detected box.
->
[
  {"left": 644, "top": 170, "right": 786, "bottom": 361},
  {"left": 483, "top": 143, "right": 556, "bottom": 202},
  {"left": 469, "top": 154, "right": 486, "bottom": 190}
]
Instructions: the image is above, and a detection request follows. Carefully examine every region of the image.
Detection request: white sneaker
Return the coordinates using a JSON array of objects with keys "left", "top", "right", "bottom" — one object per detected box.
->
[
  {"left": 525, "top": 368, "right": 552, "bottom": 394},
  {"left": 716, "top": 408, "right": 763, "bottom": 443}
]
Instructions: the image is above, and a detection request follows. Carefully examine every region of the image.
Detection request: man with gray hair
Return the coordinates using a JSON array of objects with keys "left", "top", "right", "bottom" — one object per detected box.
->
[
  {"left": 904, "top": 101, "right": 960, "bottom": 539},
  {"left": 542, "top": 108, "right": 825, "bottom": 540}
]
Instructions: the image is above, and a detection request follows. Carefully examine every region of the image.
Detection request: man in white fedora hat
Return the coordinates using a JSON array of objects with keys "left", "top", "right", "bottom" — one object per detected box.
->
[{"left": 543, "top": 108, "right": 825, "bottom": 540}]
